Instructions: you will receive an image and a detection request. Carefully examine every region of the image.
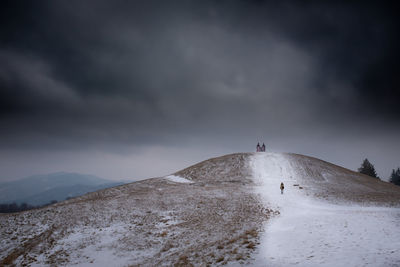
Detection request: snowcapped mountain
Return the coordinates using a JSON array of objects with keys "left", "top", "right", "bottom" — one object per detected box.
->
[{"left": 1, "top": 153, "right": 400, "bottom": 266}]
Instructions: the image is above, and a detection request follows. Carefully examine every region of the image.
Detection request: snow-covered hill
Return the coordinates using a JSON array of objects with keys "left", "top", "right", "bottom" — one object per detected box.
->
[
  {"left": 250, "top": 153, "right": 400, "bottom": 266},
  {"left": 1, "top": 152, "right": 400, "bottom": 266}
]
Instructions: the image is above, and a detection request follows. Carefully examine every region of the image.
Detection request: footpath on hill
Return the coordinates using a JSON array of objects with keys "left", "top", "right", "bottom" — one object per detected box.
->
[{"left": 250, "top": 153, "right": 400, "bottom": 267}]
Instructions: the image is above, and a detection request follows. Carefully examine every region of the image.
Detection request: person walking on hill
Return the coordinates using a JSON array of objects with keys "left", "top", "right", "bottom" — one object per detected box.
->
[{"left": 280, "top": 182, "right": 284, "bottom": 194}]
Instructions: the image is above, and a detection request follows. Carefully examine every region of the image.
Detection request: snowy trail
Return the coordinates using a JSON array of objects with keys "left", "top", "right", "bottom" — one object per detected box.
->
[{"left": 250, "top": 153, "right": 400, "bottom": 267}]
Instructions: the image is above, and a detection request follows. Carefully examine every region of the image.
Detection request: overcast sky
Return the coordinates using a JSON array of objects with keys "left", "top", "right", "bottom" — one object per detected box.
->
[{"left": 1, "top": 1, "right": 399, "bottom": 182}]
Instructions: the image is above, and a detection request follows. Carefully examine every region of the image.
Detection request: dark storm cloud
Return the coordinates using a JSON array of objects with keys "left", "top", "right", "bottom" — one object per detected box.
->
[
  {"left": 0, "top": 1, "right": 399, "bottom": 180},
  {"left": 275, "top": 1, "right": 400, "bottom": 120}
]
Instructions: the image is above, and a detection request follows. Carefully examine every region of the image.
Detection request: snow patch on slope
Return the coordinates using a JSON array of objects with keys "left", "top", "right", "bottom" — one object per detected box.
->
[
  {"left": 164, "top": 175, "right": 193, "bottom": 184},
  {"left": 250, "top": 152, "right": 400, "bottom": 266}
]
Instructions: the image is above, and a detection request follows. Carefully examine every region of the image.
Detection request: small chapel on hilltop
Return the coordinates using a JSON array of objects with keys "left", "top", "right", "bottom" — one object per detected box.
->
[{"left": 256, "top": 142, "right": 266, "bottom": 152}]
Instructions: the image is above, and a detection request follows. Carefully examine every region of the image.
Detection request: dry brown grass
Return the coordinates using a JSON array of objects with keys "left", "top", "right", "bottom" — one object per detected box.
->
[
  {"left": 174, "top": 255, "right": 194, "bottom": 267},
  {"left": 0, "top": 153, "right": 278, "bottom": 266},
  {"left": 160, "top": 231, "right": 168, "bottom": 237},
  {"left": 245, "top": 228, "right": 258, "bottom": 238},
  {"left": 0, "top": 226, "right": 56, "bottom": 266},
  {"left": 216, "top": 256, "right": 224, "bottom": 263},
  {"left": 286, "top": 153, "right": 400, "bottom": 206},
  {"left": 246, "top": 242, "right": 256, "bottom": 249}
]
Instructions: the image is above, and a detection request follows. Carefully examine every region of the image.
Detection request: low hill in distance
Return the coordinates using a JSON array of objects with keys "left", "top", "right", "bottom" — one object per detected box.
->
[{"left": 0, "top": 172, "right": 126, "bottom": 206}]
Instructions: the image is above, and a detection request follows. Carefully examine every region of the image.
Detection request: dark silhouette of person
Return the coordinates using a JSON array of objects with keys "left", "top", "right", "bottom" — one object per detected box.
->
[{"left": 280, "top": 182, "right": 284, "bottom": 194}]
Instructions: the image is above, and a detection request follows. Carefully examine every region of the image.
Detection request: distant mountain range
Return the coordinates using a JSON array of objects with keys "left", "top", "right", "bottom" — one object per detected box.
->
[{"left": 0, "top": 172, "right": 127, "bottom": 206}]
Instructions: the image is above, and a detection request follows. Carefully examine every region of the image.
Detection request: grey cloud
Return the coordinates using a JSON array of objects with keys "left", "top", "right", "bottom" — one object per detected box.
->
[{"left": 0, "top": 1, "right": 399, "bottom": 181}]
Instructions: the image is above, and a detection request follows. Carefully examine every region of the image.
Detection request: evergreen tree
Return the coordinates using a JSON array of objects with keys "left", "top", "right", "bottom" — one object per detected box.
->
[
  {"left": 389, "top": 168, "right": 400, "bottom": 186},
  {"left": 358, "top": 158, "right": 379, "bottom": 179}
]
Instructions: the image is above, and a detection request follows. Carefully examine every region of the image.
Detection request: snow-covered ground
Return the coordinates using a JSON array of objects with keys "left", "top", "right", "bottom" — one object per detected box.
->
[
  {"left": 2, "top": 152, "right": 400, "bottom": 266},
  {"left": 164, "top": 175, "right": 193, "bottom": 184},
  {"left": 250, "top": 152, "right": 400, "bottom": 266},
  {"left": 0, "top": 153, "right": 266, "bottom": 266}
]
